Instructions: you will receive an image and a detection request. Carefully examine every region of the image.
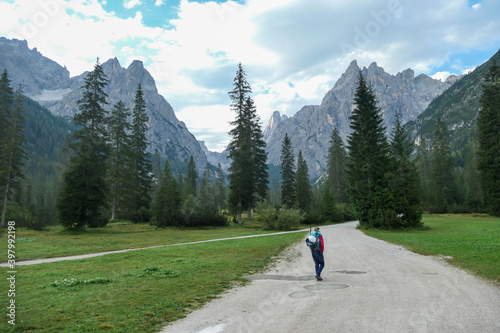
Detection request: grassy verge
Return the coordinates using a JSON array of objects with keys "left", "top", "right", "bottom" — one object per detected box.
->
[
  {"left": 0, "top": 232, "right": 305, "bottom": 332},
  {"left": 362, "top": 214, "right": 500, "bottom": 284},
  {"left": 0, "top": 219, "right": 282, "bottom": 261}
]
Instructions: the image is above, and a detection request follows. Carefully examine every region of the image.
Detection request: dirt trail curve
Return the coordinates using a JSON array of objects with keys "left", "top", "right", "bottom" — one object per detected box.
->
[{"left": 159, "top": 221, "right": 500, "bottom": 333}]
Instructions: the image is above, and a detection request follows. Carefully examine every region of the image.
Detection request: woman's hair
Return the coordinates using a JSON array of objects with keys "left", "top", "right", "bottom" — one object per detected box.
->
[{"left": 314, "top": 227, "right": 320, "bottom": 232}]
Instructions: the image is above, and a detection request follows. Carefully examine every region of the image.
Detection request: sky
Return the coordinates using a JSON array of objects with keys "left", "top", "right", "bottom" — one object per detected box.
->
[{"left": 0, "top": 0, "right": 499, "bottom": 152}]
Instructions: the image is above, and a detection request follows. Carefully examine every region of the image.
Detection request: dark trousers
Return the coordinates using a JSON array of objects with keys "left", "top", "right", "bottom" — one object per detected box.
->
[{"left": 311, "top": 250, "right": 325, "bottom": 276}]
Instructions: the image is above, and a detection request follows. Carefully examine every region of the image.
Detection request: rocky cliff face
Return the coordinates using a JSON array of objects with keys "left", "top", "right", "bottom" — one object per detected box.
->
[
  {"left": 263, "top": 110, "right": 288, "bottom": 142},
  {"left": 0, "top": 38, "right": 206, "bottom": 173},
  {"left": 264, "top": 60, "right": 459, "bottom": 179},
  {"left": 0, "top": 37, "right": 70, "bottom": 96}
]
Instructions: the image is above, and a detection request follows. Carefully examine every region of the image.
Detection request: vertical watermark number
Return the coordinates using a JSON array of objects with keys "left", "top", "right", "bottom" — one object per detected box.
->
[{"left": 6, "top": 221, "right": 16, "bottom": 326}]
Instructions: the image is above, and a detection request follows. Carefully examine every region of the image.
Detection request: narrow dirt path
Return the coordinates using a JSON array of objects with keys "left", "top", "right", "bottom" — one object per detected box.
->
[
  {"left": 159, "top": 221, "right": 500, "bottom": 333},
  {"left": 0, "top": 229, "right": 309, "bottom": 267}
]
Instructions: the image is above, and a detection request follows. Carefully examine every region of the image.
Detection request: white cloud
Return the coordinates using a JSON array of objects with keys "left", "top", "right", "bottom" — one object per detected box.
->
[
  {"left": 1, "top": 0, "right": 500, "bottom": 151},
  {"left": 431, "top": 71, "right": 455, "bottom": 82},
  {"left": 123, "top": 0, "right": 142, "bottom": 10}
]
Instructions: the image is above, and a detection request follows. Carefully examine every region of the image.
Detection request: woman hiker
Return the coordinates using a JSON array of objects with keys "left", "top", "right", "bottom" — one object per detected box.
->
[{"left": 308, "top": 227, "right": 325, "bottom": 281}]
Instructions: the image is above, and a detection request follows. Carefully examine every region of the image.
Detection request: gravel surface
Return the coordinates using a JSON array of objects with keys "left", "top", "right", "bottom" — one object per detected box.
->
[{"left": 159, "top": 221, "right": 500, "bottom": 333}]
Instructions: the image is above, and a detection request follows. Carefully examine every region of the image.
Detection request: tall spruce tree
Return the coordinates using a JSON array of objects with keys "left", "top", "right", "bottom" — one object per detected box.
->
[
  {"left": 430, "top": 117, "right": 456, "bottom": 213},
  {"left": 416, "top": 135, "right": 432, "bottom": 209},
  {"left": 0, "top": 85, "right": 27, "bottom": 228},
  {"left": 327, "top": 127, "right": 348, "bottom": 203},
  {"left": 280, "top": 133, "right": 295, "bottom": 209},
  {"left": 295, "top": 150, "right": 311, "bottom": 211},
  {"left": 108, "top": 100, "right": 132, "bottom": 221},
  {"left": 346, "top": 73, "right": 393, "bottom": 227},
  {"left": 0, "top": 69, "right": 14, "bottom": 203},
  {"left": 57, "top": 60, "right": 109, "bottom": 229},
  {"left": 477, "top": 61, "right": 500, "bottom": 216},
  {"left": 184, "top": 155, "right": 197, "bottom": 198},
  {"left": 389, "top": 112, "right": 422, "bottom": 227},
  {"left": 227, "top": 63, "right": 268, "bottom": 223},
  {"left": 464, "top": 138, "right": 483, "bottom": 211},
  {"left": 199, "top": 164, "right": 213, "bottom": 209},
  {"left": 153, "top": 158, "right": 181, "bottom": 227},
  {"left": 130, "top": 84, "right": 152, "bottom": 219},
  {"left": 214, "top": 162, "right": 226, "bottom": 211}
]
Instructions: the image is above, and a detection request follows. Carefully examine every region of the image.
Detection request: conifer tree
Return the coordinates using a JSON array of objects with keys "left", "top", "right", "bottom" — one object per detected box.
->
[
  {"left": 464, "top": 138, "right": 483, "bottom": 211},
  {"left": 1, "top": 85, "right": 27, "bottom": 228},
  {"left": 184, "top": 155, "right": 198, "bottom": 198},
  {"left": 57, "top": 60, "right": 109, "bottom": 229},
  {"left": 430, "top": 117, "right": 456, "bottom": 213},
  {"left": 227, "top": 63, "right": 268, "bottom": 223},
  {"left": 130, "top": 84, "right": 152, "bottom": 218},
  {"left": 214, "top": 162, "right": 226, "bottom": 211},
  {"left": 389, "top": 112, "right": 422, "bottom": 227},
  {"left": 416, "top": 135, "right": 432, "bottom": 208},
  {"left": 280, "top": 133, "right": 295, "bottom": 209},
  {"left": 295, "top": 150, "right": 311, "bottom": 211},
  {"left": 153, "top": 158, "right": 181, "bottom": 227},
  {"left": 327, "top": 128, "right": 348, "bottom": 203},
  {"left": 108, "top": 100, "right": 132, "bottom": 221},
  {"left": 477, "top": 61, "right": 500, "bottom": 216},
  {"left": 346, "top": 73, "right": 393, "bottom": 227},
  {"left": 0, "top": 69, "right": 14, "bottom": 199},
  {"left": 199, "top": 164, "right": 213, "bottom": 209}
]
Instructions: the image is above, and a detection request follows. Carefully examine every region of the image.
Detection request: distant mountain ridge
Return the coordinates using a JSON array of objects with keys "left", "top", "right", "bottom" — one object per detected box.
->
[
  {"left": 406, "top": 48, "right": 500, "bottom": 161},
  {"left": 263, "top": 60, "right": 459, "bottom": 178},
  {"left": 0, "top": 37, "right": 207, "bottom": 174}
]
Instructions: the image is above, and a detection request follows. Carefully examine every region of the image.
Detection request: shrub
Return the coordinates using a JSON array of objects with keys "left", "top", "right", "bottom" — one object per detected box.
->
[{"left": 276, "top": 208, "right": 304, "bottom": 231}]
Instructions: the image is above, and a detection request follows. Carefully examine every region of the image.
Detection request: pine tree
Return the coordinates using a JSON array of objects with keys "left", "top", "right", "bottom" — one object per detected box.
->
[
  {"left": 477, "top": 61, "right": 500, "bottom": 216},
  {"left": 416, "top": 135, "right": 432, "bottom": 209},
  {"left": 295, "top": 150, "right": 311, "bottom": 211},
  {"left": 214, "top": 162, "right": 226, "bottom": 211},
  {"left": 108, "top": 100, "right": 132, "bottom": 221},
  {"left": 184, "top": 155, "right": 197, "bottom": 198},
  {"left": 280, "top": 133, "right": 295, "bottom": 209},
  {"left": 464, "top": 138, "right": 483, "bottom": 211},
  {"left": 129, "top": 84, "right": 152, "bottom": 218},
  {"left": 327, "top": 128, "right": 348, "bottom": 203},
  {"left": 57, "top": 60, "right": 109, "bottom": 229},
  {"left": 227, "top": 63, "right": 268, "bottom": 223},
  {"left": 153, "top": 158, "right": 181, "bottom": 227},
  {"left": 346, "top": 73, "right": 393, "bottom": 227},
  {"left": 0, "top": 69, "right": 14, "bottom": 202},
  {"left": 199, "top": 164, "right": 213, "bottom": 209},
  {"left": 0, "top": 85, "right": 27, "bottom": 228},
  {"left": 430, "top": 117, "right": 456, "bottom": 213},
  {"left": 389, "top": 112, "right": 422, "bottom": 227}
]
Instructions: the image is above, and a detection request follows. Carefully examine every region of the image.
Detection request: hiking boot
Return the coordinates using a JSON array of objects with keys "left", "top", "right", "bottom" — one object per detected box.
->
[{"left": 315, "top": 275, "right": 323, "bottom": 281}]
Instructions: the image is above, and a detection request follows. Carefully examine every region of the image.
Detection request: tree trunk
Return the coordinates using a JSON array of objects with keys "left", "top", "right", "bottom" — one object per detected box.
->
[
  {"left": 247, "top": 208, "right": 252, "bottom": 220},
  {"left": 238, "top": 211, "right": 242, "bottom": 224}
]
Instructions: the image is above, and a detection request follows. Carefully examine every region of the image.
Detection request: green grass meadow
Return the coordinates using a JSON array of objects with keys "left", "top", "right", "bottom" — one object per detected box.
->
[
  {"left": 363, "top": 214, "right": 500, "bottom": 284},
  {"left": 0, "top": 231, "right": 305, "bottom": 332}
]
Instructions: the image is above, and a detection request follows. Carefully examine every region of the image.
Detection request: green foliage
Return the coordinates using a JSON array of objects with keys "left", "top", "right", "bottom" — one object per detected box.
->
[
  {"left": 280, "top": 133, "right": 295, "bottom": 209},
  {"left": 57, "top": 60, "right": 110, "bottom": 229},
  {"left": 478, "top": 61, "right": 500, "bottom": 216},
  {"left": 129, "top": 84, "right": 153, "bottom": 215},
  {"left": 227, "top": 64, "right": 268, "bottom": 223},
  {"left": 295, "top": 150, "right": 312, "bottom": 211},
  {"left": 256, "top": 202, "right": 303, "bottom": 230},
  {"left": 430, "top": 117, "right": 457, "bottom": 213},
  {"left": 327, "top": 127, "right": 349, "bottom": 203},
  {"left": 153, "top": 159, "right": 181, "bottom": 227},
  {"left": 389, "top": 112, "right": 423, "bottom": 228},
  {"left": 346, "top": 73, "right": 393, "bottom": 227}
]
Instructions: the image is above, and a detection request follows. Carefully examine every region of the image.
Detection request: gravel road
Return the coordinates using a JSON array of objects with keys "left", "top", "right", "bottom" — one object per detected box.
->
[{"left": 159, "top": 221, "right": 500, "bottom": 333}]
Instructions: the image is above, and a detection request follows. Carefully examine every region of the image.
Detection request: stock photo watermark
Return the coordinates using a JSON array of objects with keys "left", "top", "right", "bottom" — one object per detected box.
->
[
  {"left": 340, "top": 0, "right": 406, "bottom": 56},
  {"left": 6, "top": 221, "right": 17, "bottom": 326},
  {"left": 20, "top": 0, "right": 64, "bottom": 40}
]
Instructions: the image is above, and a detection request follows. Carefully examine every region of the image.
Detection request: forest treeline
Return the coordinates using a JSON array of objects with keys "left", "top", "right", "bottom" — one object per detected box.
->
[{"left": 0, "top": 61, "right": 499, "bottom": 230}]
